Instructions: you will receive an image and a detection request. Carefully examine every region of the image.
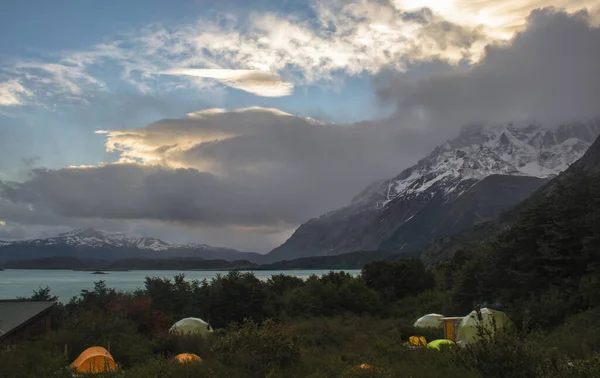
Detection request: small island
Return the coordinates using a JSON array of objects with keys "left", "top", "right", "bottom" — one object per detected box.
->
[{"left": 91, "top": 271, "right": 107, "bottom": 275}]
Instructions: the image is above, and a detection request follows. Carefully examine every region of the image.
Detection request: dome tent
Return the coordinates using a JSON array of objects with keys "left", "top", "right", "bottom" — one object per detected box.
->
[
  {"left": 170, "top": 317, "right": 214, "bottom": 336},
  {"left": 70, "top": 346, "right": 117, "bottom": 374},
  {"left": 409, "top": 335, "right": 427, "bottom": 347},
  {"left": 174, "top": 353, "right": 202, "bottom": 363},
  {"left": 427, "top": 339, "right": 454, "bottom": 350},
  {"left": 413, "top": 313, "right": 444, "bottom": 328},
  {"left": 457, "top": 307, "right": 511, "bottom": 344}
]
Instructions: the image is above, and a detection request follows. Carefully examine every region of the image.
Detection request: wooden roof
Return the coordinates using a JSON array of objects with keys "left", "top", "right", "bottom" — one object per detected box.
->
[{"left": 0, "top": 300, "right": 56, "bottom": 340}]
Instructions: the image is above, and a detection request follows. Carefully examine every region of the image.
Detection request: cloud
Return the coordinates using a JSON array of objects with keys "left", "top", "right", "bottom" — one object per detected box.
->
[
  {"left": 394, "top": 0, "right": 600, "bottom": 39},
  {"left": 160, "top": 69, "right": 294, "bottom": 97},
  {"left": 0, "top": 0, "right": 520, "bottom": 107},
  {"left": 379, "top": 8, "right": 600, "bottom": 137},
  {"left": 0, "top": 80, "right": 31, "bottom": 106},
  {"left": 0, "top": 107, "right": 435, "bottom": 235}
]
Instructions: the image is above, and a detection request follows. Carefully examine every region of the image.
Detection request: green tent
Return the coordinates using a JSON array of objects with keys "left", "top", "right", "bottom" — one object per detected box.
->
[
  {"left": 426, "top": 339, "right": 454, "bottom": 350},
  {"left": 169, "top": 317, "right": 213, "bottom": 336},
  {"left": 457, "top": 307, "right": 510, "bottom": 344}
]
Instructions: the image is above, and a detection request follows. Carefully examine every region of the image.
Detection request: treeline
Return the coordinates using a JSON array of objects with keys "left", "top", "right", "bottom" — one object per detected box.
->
[{"left": 61, "top": 258, "right": 435, "bottom": 330}]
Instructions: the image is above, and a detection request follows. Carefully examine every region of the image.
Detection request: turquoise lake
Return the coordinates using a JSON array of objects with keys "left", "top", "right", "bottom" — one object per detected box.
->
[{"left": 0, "top": 269, "right": 360, "bottom": 301}]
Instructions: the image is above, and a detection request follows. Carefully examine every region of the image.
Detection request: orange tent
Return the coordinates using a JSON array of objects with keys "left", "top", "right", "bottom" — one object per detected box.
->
[
  {"left": 70, "top": 346, "right": 117, "bottom": 374},
  {"left": 409, "top": 335, "right": 427, "bottom": 347},
  {"left": 174, "top": 353, "right": 202, "bottom": 363}
]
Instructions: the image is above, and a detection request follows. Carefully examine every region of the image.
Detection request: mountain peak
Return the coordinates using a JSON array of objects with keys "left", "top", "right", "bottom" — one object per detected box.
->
[{"left": 58, "top": 228, "right": 106, "bottom": 239}]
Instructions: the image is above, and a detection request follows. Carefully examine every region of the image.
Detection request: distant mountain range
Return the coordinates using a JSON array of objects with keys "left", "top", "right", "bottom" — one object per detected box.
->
[
  {"left": 0, "top": 228, "right": 262, "bottom": 263},
  {"left": 266, "top": 120, "right": 600, "bottom": 262}
]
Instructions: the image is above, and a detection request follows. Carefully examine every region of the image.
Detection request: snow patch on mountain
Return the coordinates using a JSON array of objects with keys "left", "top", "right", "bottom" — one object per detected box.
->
[
  {"left": 0, "top": 228, "right": 203, "bottom": 252},
  {"left": 352, "top": 122, "right": 600, "bottom": 211}
]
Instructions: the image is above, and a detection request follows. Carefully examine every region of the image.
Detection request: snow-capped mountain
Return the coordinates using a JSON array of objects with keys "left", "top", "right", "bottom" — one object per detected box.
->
[
  {"left": 352, "top": 122, "right": 596, "bottom": 210},
  {"left": 35, "top": 228, "right": 172, "bottom": 251},
  {"left": 0, "top": 228, "right": 262, "bottom": 262},
  {"left": 267, "top": 120, "right": 600, "bottom": 262}
]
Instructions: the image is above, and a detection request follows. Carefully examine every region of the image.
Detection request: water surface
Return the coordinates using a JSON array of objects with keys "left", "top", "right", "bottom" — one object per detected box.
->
[{"left": 0, "top": 269, "right": 360, "bottom": 301}]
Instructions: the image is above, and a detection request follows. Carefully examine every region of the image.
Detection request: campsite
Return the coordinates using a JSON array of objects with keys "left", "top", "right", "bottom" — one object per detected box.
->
[{"left": 3, "top": 255, "right": 600, "bottom": 377}]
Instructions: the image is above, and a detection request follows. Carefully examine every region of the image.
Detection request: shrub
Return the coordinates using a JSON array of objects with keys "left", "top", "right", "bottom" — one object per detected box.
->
[
  {"left": 281, "top": 273, "right": 383, "bottom": 318},
  {"left": 453, "top": 328, "right": 560, "bottom": 378},
  {"left": 0, "top": 342, "right": 71, "bottom": 378},
  {"left": 152, "top": 332, "right": 213, "bottom": 359},
  {"left": 211, "top": 319, "right": 300, "bottom": 377},
  {"left": 205, "top": 271, "right": 269, "bottom": 328},
  {"left": 362, "top": 260, "right": 435, "bottom": 302}
]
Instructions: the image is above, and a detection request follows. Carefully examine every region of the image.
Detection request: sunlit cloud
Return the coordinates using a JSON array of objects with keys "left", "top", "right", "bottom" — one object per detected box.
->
[
  {"left": 160, "top": 69, "right": 294, "bottom": 97},
  {"left": 0, "top": 220, "right": 6, "bottom": 226},
  {"left": 97, "top": 107, "right": 299, "bottom": 170},
  {"left": 394, "top": 0, "right": 600, "bottom": 39},
  {"left": 0, "top": 80, "right": 31, "bottom": 106}
]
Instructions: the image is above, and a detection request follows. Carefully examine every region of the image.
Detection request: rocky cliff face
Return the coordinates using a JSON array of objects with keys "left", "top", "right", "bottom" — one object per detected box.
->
[{"left": 267, "top": 120, "right": 600, "bottom": 262}]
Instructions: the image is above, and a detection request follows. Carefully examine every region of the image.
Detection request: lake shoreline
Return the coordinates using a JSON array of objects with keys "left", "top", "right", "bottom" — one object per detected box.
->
[
  {"left": 0, "top": 269, "right": 361, "bottom": 301},
  {"left": 1, "top": 267, "right": 315, "bottom": 272}
]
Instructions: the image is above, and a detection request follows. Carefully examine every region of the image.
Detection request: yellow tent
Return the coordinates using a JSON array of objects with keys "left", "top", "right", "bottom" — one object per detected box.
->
[
  {"left": 457, "top": 307, "right": 511, "bottom": 344},
  {"left": 169, "top": 317, "right": 213, "bottom": 336},
  {"left": 70, "top": 346, "right": 117, "bottom": 374},
  {"left": 174, "top": 353, "right": 202, "bottom": 363},
  {"left": 409, "top": 335, "right": 427, "bottom": 347}
]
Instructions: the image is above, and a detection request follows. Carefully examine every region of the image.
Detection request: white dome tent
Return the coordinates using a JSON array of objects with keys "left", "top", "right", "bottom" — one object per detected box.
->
[
  {"left": 413, "top": 313, "right": 444, "bottom": 328},
  {"left": 457, "top": 307, "right": 511, "bottom": 344},
  {"left": 169, "top": 317, "right": 214, "bottom": 336}
]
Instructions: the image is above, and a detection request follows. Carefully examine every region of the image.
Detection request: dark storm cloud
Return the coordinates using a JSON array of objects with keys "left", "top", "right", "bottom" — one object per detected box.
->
[
  {"left": 0, "top": 108, "right": 436, "bottom": 229},
  {"left": 380, "top": 8, "right": 600, "bottom": 138},
  {"left": 1, "top": 165, "right": 255, "bottom": 225}
]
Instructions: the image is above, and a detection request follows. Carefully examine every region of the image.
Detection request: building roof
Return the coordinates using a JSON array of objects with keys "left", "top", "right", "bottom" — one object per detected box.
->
[{"left": 0, "top": 300, "right": 56, "bottom": 339}]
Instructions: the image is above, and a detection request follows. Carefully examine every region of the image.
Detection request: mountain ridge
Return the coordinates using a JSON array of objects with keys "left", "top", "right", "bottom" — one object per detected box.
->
[{"left": 0, "top": 228, "right": 263, "bottom": 263}]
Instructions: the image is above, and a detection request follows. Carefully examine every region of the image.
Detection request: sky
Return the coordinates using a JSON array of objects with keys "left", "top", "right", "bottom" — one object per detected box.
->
[{"left": 0, "top": 0, "right": 599, "bottom": 252}]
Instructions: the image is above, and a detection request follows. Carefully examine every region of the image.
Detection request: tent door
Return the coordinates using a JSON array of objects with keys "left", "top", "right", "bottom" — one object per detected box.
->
[{"left": 443, "top": 319, "right": 459, "bottom": 341}]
